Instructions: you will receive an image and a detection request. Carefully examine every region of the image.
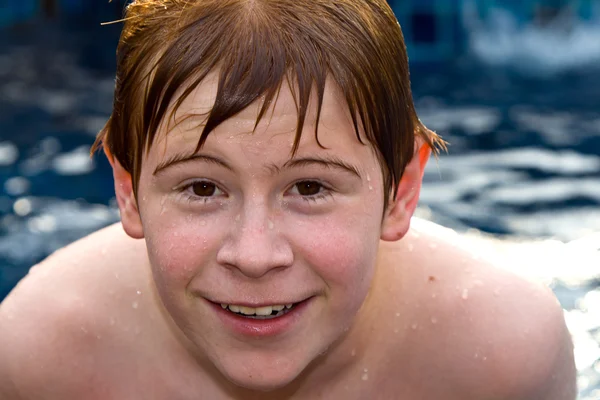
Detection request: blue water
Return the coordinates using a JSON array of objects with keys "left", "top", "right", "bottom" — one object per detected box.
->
[{"left": 0, "top": 13, "right": 599, "bottom": 398}]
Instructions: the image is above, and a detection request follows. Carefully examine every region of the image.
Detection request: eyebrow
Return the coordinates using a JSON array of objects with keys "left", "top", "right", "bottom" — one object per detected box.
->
[
  {"left": 153, "top": 153, "right": 234, "bottom": 175},
  {"left": 153, "top": 152, "right": 362, "bottom": 179}
]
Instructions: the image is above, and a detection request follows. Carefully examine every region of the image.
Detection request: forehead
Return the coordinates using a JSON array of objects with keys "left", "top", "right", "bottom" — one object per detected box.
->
[{"left": 151, "top": 71, "right": 371, "bottom": 159}]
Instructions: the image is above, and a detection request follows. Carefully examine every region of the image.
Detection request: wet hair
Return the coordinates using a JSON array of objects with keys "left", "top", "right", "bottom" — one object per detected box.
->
[{"left": 92, "top": 0, "right": 445, "bottom": 207}]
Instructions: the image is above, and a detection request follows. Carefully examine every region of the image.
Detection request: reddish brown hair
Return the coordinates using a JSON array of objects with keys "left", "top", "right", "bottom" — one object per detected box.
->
[{"left": 92, "top": 0, "right": 445, "bottom": 204}]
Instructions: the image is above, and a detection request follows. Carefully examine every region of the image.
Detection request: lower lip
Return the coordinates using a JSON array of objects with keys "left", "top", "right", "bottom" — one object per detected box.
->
[{"left": 208, "top": 299, "right": 311, "bottom": 337}]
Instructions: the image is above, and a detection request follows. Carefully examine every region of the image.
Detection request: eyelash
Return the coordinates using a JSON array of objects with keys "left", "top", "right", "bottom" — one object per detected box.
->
[{"left": 177, "top": 180, "right": 333, "bottom": 204}]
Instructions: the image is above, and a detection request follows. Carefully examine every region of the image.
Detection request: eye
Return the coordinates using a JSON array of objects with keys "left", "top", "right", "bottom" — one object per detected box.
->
[
  {"left": 294, "top": 181, "right": 323, "bottom": 196},
  {"left": 190, "top": 181, "right": 218, "bottom": 197}
]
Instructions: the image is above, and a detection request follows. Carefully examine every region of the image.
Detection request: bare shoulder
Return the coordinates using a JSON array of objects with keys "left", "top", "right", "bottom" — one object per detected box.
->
[
  {"left": 0, "top": 223, "right": 152, "bottom": 397},
  {"left": 382, "top": 219, "right": 577, "bottom": 400}
]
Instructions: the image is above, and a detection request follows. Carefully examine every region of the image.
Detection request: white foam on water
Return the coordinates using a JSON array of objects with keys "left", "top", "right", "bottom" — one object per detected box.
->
[
  {"left": 0, "top": 142, "right": 19, "bottom": 166},
  {"left": 482, "top": 178, "right": 600, "bottom": 204},
  {"left": 52, "top": 146, "right": 95, "bottom": 175},
  {"left": 426, "top": 148, "right": 600, "bottom": 176},
  {"left": 0, "top": 198, "right": 118, "bottom": 264},
  {"left": 462, "top": 0, "right": 600, "bottom": 75}
]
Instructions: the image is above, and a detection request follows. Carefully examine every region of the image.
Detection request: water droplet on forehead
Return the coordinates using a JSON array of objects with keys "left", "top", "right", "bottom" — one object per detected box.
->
[
  {"left": 268, "top": 220, "right": 274, "bottom": 230},
  {"left": 132, "top": 301, "right": 139, "bottom": 309},
  {"left": 462, "top": 289, "right": 469, "bottom": 300},
  {"left": 200, "top": 220, "right": 207, "bottom": 226}
]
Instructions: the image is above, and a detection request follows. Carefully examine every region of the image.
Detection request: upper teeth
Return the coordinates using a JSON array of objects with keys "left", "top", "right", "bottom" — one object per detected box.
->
[{"left": 220, "top": 304, "right": 294, "bottom": 315}]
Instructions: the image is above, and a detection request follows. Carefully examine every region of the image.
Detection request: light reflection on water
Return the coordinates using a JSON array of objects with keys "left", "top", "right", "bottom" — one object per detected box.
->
[{"left": 0, "top": 20, "right": 599, "bottom": 399}]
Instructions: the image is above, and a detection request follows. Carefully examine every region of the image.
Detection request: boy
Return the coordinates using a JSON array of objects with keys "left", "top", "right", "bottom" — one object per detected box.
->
[{"left": 0, "top": 1, "right": 576, "bottom": 399}]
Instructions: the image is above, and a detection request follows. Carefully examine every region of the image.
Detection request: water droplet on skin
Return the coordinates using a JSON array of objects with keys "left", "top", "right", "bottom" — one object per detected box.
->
[
  {"left": 368, "top": 185, "right": 373, "bottom": 191},
  {"left": 268, "top": 220, "right": 274, "bottom": 230},
  {"left": 407, "top": 244, "right": 414, "bottom": 252},
  {"left": 109, "top": 318, "right": 116, "bottom": 326},
  {"left": 393, "top": 328, "right": 399, "bottom": 333},
  {"left": 235, "top": 214, "right": 241, "bottom": 222},
  {"left": 132, "top": 301, "right": 139, "bottom": 309},
  {"left": 429, "top": 243, "right": 438, "bottom": 249},
  {"left": 431, "top": 293, "right": 437, "bottom": 299},
  {"left": 101, "top": 248, "right": 107, "bottom": 256},
  {"left": 351, "top": 349, "right": 356, "bottom": 357},
  {"left": 493, "top": 289, "right": 500, "bottom": 297},
  {"left": 160, "top": 196, "right": 168, "bottom": 215},
  {"left": 200, "top": 220, "right": 207, "bottom": 226},
  {"left": 462, "top": 289, "right": 469, "bottom": 300},
  {"left": 411, "top": 323, "right": 418, "bottom": 330},
  {"left": 395, "top": 312, "right": 400, "bottom": 317},
  {"left": 361, "top": 373, "right": 369, "bottom": 381},
  {"left": 114, "top": 273, "right": 120, "bottom": 281},
  {"left": 80, "top": 327, "right": 88, "bottom": 334},
  {"left": 136, "top": 290, "right": 141, "bottom": 295},
  {"left": 363, "top": 368, "right": 368, "bottom": 373},
  {"left": 431, "top": 317, "right": 438, "bottom": 324},
  {"left": 473, "top": 280, "right": 484, "bottom": 287},
  {"left": 366, "top": 173, "right": 371, "bottom": 182}
]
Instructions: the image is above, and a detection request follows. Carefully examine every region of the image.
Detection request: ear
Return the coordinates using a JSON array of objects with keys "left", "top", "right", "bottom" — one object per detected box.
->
[
  {"left": 105, "top": 143, "right": 145, "bottom": 239},
  {"left": 380, "top": 140, "right": 431, "bottom": 241}
]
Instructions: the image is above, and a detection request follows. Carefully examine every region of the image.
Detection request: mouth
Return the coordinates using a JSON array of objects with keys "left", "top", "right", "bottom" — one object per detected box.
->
[
  {"left": 219, "top": 303, "right": 299, "bottom": 320},
  {"left": 208, "top": 297, "right": 313, "bottom": 337}
]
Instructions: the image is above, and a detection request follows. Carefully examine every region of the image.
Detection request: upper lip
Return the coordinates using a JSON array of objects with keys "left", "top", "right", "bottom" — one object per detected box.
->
[{"left": 207, "top": 298, "right": 310, "bottom": 307}]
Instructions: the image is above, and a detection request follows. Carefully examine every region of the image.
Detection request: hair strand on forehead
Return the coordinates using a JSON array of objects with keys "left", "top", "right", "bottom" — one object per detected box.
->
[{"left": 91, "top": 0, "right": 446, "bottom": 207}]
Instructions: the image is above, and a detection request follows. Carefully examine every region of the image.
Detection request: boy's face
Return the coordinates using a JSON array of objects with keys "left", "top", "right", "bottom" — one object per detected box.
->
[{"left": 130, "top": 73, "right": 392, "bottom": 390}]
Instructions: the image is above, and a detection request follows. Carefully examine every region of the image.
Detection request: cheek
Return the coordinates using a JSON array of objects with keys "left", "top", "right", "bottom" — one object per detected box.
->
[
  {"left": 294, "top": 212, "right": 380, "bottom": 292},
  {"left": 143, "top": 213, "right": 223, "bottom": 284}
]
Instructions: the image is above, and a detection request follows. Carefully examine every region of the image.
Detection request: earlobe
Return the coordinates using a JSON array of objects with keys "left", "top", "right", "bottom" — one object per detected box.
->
[
  {"left": 111, "top": 156, "right": 145, "bottom": 239},
  {"left": 380, "top": 141, "right": 431, "bottom": 242}
]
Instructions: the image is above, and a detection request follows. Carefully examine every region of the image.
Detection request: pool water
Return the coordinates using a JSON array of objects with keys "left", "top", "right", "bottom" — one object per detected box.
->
[{"left": 0, "top": 20, "right": 599, "bottom": 398}]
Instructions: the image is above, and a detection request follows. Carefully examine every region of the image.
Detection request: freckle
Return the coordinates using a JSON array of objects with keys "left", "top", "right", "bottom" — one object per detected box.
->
[{"left": 428, "top": 275, "right": 436, "bottom": 282}]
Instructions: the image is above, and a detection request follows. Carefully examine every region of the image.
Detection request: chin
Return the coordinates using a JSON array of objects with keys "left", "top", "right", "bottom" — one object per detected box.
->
[
  {"left": 221, "top": 364, "right": 302, "bottom": 392},
  {"left": 213, "top": 351, "right": 312, "bottom": 393}
]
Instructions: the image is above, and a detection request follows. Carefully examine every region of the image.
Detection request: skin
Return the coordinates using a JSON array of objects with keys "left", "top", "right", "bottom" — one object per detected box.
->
[{"left": 0, "top": 75, "right": 577, "bottom": 399}]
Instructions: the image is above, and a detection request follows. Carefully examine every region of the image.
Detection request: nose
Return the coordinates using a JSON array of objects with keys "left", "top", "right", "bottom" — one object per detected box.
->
[{"left": 216, "top": 205, "right": 293, "bottom": 279}]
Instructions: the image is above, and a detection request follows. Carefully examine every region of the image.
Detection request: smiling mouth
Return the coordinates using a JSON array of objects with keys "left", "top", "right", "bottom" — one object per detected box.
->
[{"left": 219, "top": 303, "right": 299, "bottom": 320}]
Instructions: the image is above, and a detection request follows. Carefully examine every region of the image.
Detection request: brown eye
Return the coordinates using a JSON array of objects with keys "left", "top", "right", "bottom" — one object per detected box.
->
[
  {"left": 295, "top": 181, "right": 322, "bottom": 196},
  {"left": 191, "top": 181, "right": 217, "bottom": 197}
]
